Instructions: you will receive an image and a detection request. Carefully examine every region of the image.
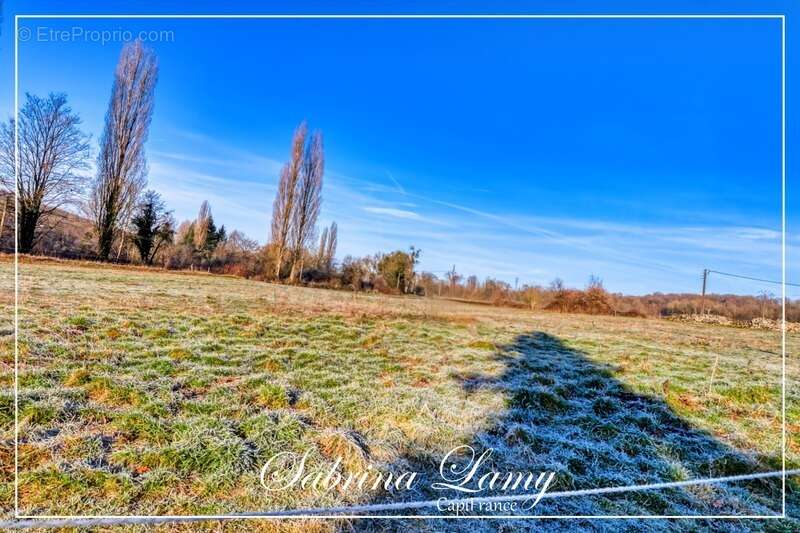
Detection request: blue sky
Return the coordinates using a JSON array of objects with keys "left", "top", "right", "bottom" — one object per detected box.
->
[{"left": 1, "top": 1, "right": 797, "bottom": 295}]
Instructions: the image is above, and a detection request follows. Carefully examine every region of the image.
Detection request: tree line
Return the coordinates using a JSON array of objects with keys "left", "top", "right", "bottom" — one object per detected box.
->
[
  {"left": 1, "top": 40, "right": 795, "bottom": 323},
  {"left": 0, "top": 39, "right": 421, "bottom": 291},
  {"left": 417, "top": 270, "right": 799, "bottom": 322},
  {"left": 1, "top": 40, "right": 160, "bottom": 262}
]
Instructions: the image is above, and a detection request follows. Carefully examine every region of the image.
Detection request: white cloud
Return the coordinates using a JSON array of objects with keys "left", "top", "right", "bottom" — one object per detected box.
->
[{"left": 363, "top": 207, "right": 422, "bottom": 220}]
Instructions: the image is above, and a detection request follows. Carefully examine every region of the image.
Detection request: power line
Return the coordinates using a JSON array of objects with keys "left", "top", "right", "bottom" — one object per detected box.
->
[{"left": 707, "top": 270, "right": 800, "bottom": 288}]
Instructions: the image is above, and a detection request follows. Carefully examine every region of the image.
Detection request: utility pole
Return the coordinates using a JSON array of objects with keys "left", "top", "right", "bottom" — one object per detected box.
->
[{"left": 700, "top": 268, "right": 708, "bottom": 315}]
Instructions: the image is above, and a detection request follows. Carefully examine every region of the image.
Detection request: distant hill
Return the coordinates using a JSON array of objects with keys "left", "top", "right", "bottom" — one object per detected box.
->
[{"left": 0, "top": 192, "right": 98, "bottom": 258}]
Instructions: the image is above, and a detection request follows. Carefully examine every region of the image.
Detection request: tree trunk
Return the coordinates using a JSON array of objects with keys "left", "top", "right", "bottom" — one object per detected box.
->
[
  {"left": 0, "top": 196, "right": 7, "bottom": 243},
  {"left": 289, "top": 254, "right": 304, "bottom": 284},
  {"left": 97, "top": 209, "right": 117, "bottom": 260},
  {"left": 273, "top": 245, "right": 283, "bottom": 279},
  {"left": 115, "top": 214, "right": 132, "bottom": 261},
  {"left": 97, "top": 228, "right": 114, "bottom": 260},
  {"left": 115, "top": 233, "right": 126, "bottom": 261},
  {"left": 18, "top": 206, "right": 39, "bottom": 254}
]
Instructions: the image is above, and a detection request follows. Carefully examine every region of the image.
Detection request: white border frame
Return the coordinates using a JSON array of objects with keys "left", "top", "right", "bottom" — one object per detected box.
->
[{"left": 12, "top": 12, "right": 787, "bottom": 522}]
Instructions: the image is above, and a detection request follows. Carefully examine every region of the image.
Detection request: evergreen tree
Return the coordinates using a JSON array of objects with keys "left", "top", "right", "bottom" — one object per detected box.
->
[{"left": 131, "top": 190, "right": 174, "bottom": 264}]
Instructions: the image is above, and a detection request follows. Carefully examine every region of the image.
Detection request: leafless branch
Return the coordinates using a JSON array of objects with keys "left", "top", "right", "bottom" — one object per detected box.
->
[
  {"left": 0, "top": 93, "right": 91, "bottom": 253},
  {"left": 88, "top": 40, "right": 158, "bottom": 260}
]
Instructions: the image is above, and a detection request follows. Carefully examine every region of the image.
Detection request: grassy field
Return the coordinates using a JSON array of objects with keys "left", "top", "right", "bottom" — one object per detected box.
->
[{"left": 0, "top": 257, "right": 797, "bottom": 531}]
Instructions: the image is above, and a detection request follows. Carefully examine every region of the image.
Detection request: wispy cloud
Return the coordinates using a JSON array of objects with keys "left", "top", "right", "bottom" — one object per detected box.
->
[
  {"left": 140, "top": 127, "right": 794, "bottom": 295},
  {"left": 363, "top": 207, "right": 421, "bottom": 220},
  {"left": 385, "top": 171, "right": 406, "bottom": 195},
  {"left": 157, "top": 129, "right": 284, "bottom": 179}
]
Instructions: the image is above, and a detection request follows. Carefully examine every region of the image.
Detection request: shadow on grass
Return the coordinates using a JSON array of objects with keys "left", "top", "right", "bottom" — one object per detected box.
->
[{"left": 353, "top": 331, "right": 785, "bottom": 531}]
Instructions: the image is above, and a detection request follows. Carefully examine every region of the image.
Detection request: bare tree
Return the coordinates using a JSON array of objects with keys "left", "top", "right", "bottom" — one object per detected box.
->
[
  {"left": 193, "top": 200, "right": 211, "bottom": 250},
  {"left": 465, "top": 275, "right": 479, "bottom": 295},
  {"left": 0, "top": 195, "right": 8, "bottom": 243},
  {"left": 191, "top": 200, "right": 225, "bottom": 267},
  {"left": 269, "top": 122, "right": 306, "bottom": 279},
  {"left": 315, "top": 221, "right": 338, "bottom": 272},
  {"left": 445, "top": 265, "right": 462, "bottom": 293},
  {"left": 0, "top": 93, "right": 91, "bottom": 253},
  {"left": 316, "top": 225, "right": 329, "bottom": 268},
  {"left": 757, "top": 290, "right": 776, "bottom": 319},
  {"left": 288, "top": 130, "right": 324, "bottom": 282},
  {"left": 88, "top": 40, "right": 158, "bottom": 260},
  {"left": 549, "top": 278, "right": 568, "bottom": 313},
  {"left": 324, "top": 221, "right": 337, "bottom": 271}
]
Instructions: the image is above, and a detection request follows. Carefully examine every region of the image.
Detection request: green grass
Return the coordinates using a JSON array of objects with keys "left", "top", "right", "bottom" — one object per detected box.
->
[{"left": 0, "top": 257, "right": 797, "bottom": 530}]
